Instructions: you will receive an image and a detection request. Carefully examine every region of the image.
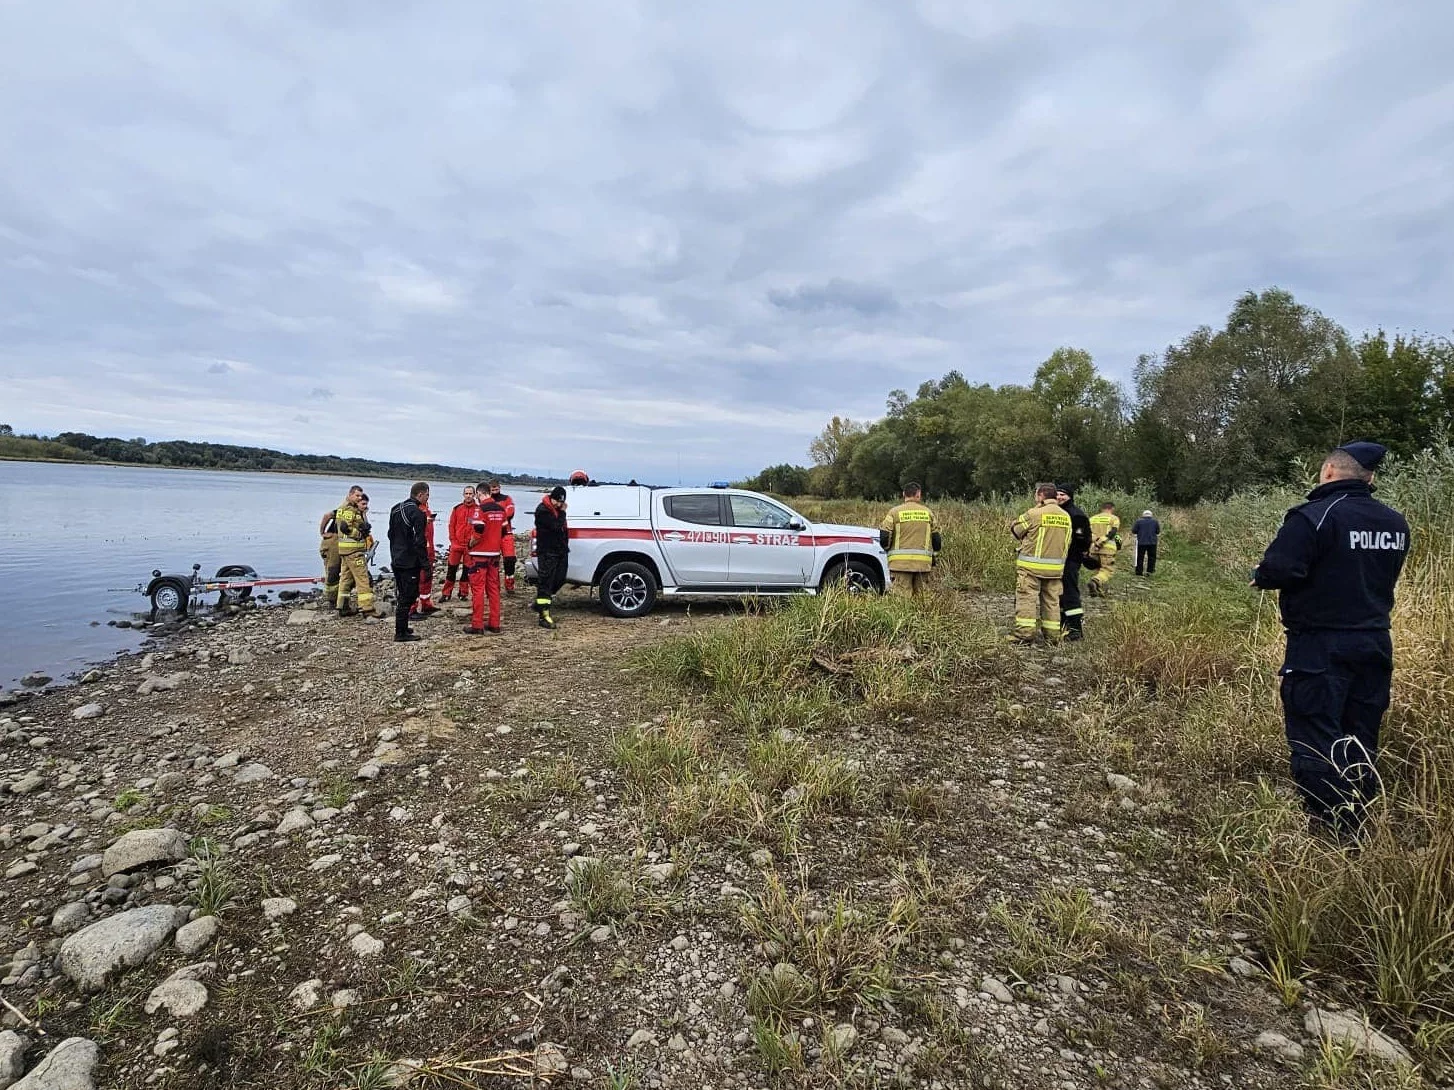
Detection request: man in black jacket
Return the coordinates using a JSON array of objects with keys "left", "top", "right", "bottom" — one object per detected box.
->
[
  {"left": 1252, "top": 442, "right": 1410, "bottom": 836},
  {"left": 388, "top": 482, "right": 431, "bottom": 643},
  {"left": 533, "top": 486, "right": 569, "bottom": 630},
  {"left": 1056, "top": 484, "right": 1093, "bottom": 641}
]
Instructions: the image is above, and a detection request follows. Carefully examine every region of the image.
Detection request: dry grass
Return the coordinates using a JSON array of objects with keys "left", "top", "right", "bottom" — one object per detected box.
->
[{"left": 634, "top": 587, "right": 1006, "bottom": 731}]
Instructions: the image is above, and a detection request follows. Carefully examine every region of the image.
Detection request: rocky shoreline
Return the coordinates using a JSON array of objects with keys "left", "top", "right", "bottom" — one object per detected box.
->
[{"left": 0, "top": 593, "right": 1428, "bottom": 1088}]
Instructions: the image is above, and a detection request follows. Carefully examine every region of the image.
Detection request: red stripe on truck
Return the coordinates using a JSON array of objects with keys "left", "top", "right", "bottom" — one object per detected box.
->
[
  {"left": 565, "top": 528, "right": 875, "bottom": 546},
  {"left": 800, "top": 535, "right": 875, "bottom": 546},
  {"left": 569, "top": 528, "right": 656, "bottom": 540}
]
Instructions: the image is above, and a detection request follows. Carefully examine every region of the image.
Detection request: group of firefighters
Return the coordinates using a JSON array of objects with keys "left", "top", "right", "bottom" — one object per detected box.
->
[
  {"left": 880, "top": 481, "right": 1148, "bottom": 643},
  {"left": 316, "top": 478, "right": 575, "bottom": 642}
]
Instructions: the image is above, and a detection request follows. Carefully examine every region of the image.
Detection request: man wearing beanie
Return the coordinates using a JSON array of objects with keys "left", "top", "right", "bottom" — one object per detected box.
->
[
  {"left": 1252, "top": 441, "right": 1410, "bottom": 837},
  {"left": 533, "top": 486, "right": 570, "bottom": 630},
  {"left": 1055, "top": 484, "right": 1092, "bottom": 641}
]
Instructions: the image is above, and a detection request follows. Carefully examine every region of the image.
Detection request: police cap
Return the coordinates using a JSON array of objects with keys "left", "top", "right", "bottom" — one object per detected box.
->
[{"left": 1337, "top": 441, "right": 1388, "bottom": 471}]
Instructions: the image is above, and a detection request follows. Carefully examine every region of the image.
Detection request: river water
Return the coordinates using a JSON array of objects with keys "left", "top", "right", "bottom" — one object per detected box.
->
[{"left": 0, "top": 462, "right": 507, "bottom": 690}]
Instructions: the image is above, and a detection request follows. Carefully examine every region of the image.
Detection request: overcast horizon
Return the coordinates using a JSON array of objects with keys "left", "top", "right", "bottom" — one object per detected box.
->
[{"left": 2, "top": 2, "right": 1451, "bottom": 483}]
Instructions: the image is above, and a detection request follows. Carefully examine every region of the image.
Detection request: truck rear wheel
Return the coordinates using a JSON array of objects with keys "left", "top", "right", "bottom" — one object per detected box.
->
[
  {"left": 600, "top": 561, "right": 658, "bottom": 618},
  {"left": 821, "top": 558, "right": 882, "bottom": 595}
]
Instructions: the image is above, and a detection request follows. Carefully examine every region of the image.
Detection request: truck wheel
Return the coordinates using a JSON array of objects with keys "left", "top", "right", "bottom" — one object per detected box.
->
[
  {"left": 214, "top": 564, "right": 257, "bottom": 606},
  {"left": 822, "top": 558, "right": 881, "bottom": 595},
  {"left": 150, "top": 578, "right": 191, "bottom": 619},
  {"left": 600, "top": 561, "right": 657, "bottom": 618}
]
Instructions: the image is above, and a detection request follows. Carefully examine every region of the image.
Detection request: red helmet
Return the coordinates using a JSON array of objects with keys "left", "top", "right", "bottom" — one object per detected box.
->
[{"left": 568, "top": 469, "right": 589, "bottom": 485}]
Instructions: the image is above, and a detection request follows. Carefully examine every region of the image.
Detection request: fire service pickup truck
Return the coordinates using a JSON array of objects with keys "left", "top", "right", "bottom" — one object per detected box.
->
[{"left": 524, "top": 484, "right": 888, "bottom": 618}]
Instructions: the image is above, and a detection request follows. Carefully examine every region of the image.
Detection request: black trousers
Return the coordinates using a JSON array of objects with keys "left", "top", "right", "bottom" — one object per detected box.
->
[
  {"left": 1136, "top": 543, "right": 1157, "bottom": 574},
  {"left": 1279, "top": 629, "right": 1392, "bottom": 834},
  {"left": 394, "top": 566, "right": 421, "bottom": 636},
  {"left": 1059, "top": 556, "right": 1084, "bottom": 633},
  {"left": 535, "top": 551, "right": 569, "bottom": 609}
]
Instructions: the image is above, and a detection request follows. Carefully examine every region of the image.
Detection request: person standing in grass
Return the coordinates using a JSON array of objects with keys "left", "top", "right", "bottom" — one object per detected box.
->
[
  {"left": 880, "top": 482, "right": 941, "bottom": 598},
  {"left": 1086, "top": 502, "right": 1121, "bottom": 596},
  {"left": 1251, "top": 441, "right": 1410, "bottom": 837},
  {"left": 1131, "top": 510, "right": 1161, "bottom": 576},
  {"left": 1055, "top": 484, "right": 1092, "bottom": 641},
  {"left": 1008, "top": 483, "right": 1071, "bottom": 644}
]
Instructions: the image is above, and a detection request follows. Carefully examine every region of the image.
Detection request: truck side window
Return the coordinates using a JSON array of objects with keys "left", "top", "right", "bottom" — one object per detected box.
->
[
  {"left": 664, "top": 494, "right": 723, "bottom": 525},
  {"left": 729, "top": 496, "right": 794, "bottom": 529}
]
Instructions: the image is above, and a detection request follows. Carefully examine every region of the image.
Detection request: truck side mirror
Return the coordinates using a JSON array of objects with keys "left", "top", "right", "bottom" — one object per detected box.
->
[{"left": 788, "top": 517, "right": 806, "bottom": 532}]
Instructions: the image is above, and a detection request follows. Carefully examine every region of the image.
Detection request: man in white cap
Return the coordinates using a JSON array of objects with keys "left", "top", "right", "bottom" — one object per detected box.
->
[{"left": 1131, "top": 510, "right": 1160, "bottom": 576}]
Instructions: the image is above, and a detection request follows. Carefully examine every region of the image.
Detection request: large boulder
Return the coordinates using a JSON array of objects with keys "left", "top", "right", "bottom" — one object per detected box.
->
[
  {"left": 10, "top": 1037, "right": 99, "bottom": 1090},
  {"left": 1304, "top": 1008, "right": 1412, "bottom": 1067},
  {"left": 59, "top": 906, "right": 189, "bottom": 992},
  {"left": 101, "top": 829, "right": 189, "bottom": 878},
  {"left": 144, "top": 964, "right": 213, "bottom": 1019},
  {"left": 0, "top": 1030, "right": 27, "bottom": 1090}
]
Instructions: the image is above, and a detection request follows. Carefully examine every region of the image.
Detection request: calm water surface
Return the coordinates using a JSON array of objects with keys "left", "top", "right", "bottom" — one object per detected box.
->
[{"left": 0, "top": 462, "right": 503, "bottom": 689}]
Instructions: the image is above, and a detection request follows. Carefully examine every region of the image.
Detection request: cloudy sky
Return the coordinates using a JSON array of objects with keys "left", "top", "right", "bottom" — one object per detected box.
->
[{"left": 1, "top": 1, "right": 1450, "bottom": 482}]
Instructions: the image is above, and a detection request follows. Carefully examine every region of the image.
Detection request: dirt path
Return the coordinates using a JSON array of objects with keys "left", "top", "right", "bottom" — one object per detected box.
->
[{"left": 0, "top": 585, "right": 1341, "bottom": 1088}]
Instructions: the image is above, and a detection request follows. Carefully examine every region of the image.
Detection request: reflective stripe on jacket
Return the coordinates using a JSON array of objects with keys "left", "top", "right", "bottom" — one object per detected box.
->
[
  {"left": 336, "top": 504, "right": 372, "bottom": 554},
  {"left": 1011, "top": 501, "right": 1071, "bottom": 576},
  {"left": 880, "top": 501, "right": 938, "bottom": 572}
]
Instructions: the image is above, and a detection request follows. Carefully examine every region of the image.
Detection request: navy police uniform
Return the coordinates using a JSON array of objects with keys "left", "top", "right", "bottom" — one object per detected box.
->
[
  {"left": 1252, "top": 442, "right": 1410, "bottom": 833},
  {"left": 1057, "top": 484, "right": 1093, "bottom": 640}
]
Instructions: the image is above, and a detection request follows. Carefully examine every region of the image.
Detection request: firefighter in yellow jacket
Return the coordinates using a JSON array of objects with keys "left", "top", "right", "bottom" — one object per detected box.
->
[
  {"left": 880, "top": 482, "right": 941, "bottom": 597},
  {"left": 1009, "top": 482, "right": 1072, "bottom": 643},
  {"left": 1087, "top": 502, "right": 1121, "bottom": 597},
  {"left": 318, "top": 485, "right": 361, "bottom": 607},
  {"left": 335, "top": 492, "right": 376, "bottom": 615}
]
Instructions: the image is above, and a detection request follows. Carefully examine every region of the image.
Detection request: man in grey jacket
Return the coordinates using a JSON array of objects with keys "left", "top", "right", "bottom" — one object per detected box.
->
[{"left": 1131, "top": 510, "right": 1161, "bottom": 576}]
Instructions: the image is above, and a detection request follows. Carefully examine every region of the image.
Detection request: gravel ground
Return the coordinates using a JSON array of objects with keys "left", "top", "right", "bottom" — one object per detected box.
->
[{"left": 0, "top": 584, "right": 1427, "bottom": 1089}]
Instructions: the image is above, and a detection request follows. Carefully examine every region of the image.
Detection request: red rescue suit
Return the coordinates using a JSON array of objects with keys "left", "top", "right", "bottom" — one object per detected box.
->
[
  {"left": 442, "top": 500, "right": 475, "bottom": 601},
  {"left": 492, "top": 490, "right": 518, "bottom": 593},
  {"left": 416, "top": 501, "right": 438, "bottom": 609},
  {"left": 465, "top": 499, "right": 509, "bottom": 633}
]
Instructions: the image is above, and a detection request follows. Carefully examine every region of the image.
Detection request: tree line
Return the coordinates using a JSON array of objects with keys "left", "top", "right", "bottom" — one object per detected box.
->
[
  {"left": 0, "top": 426, "right": 550, "bottom": 485},
  {"left": 744, "top": 289, "right": 1454, "bottom": 503}
]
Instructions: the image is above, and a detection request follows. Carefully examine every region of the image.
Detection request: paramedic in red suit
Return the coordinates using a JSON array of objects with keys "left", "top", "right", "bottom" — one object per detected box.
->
[
  {"left": 441, "top": 485, "right": 475, "bottom": 602},
  {"left": 488, "top": 480, "right": 518, "bottom": 595},
  {"left": 465, "top": 486, "right": 509, "bottom": 634}
]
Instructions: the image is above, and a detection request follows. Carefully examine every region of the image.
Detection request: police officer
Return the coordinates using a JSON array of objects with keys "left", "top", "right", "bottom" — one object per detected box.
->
[
  {"left": 1252, "top": 441, "right": 1410, "bottom": 836},
  {"left": 1055, "top": 484, "right": 1092, "bottom": 641}
]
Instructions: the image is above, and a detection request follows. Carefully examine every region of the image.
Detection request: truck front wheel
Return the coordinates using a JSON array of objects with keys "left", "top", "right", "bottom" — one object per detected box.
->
[
  {"left": 821, "top": 558, "right": 882, "bottom": 595},
  {"left": 600, "top": 561, "right": 658, "bottom": 618}
]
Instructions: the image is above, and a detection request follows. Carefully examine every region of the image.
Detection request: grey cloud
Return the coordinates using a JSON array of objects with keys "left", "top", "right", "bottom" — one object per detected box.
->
[
  {"left": 0, "top": 1, "right": 1450, "bottom": 481},
  {"left": 309, "top": 387, "right": 335, "bottom": 401},
  {"left": 768, "top": 279, "right": 900, "bottom": 316}
]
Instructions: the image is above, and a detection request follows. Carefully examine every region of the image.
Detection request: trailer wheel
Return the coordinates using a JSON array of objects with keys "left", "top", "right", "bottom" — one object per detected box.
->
[
  {"left": 600, "top": 561, "right": 657, "bottom": 618},
  {"left": 214, "top": 564, "right": 257, "bottom": 606},
  {"left": 150, "top": 578, "right": 191, "bottom": 619}
]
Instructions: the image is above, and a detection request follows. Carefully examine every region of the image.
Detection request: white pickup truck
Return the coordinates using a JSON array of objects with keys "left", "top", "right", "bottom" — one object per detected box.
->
[{"left": 523, "top": 484, "right": 888, "bottom": 618}]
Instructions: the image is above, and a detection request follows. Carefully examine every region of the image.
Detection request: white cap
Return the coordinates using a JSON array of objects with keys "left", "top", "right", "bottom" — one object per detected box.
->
[{"left": 1142, "top": 510, "right": 1153, "bottom": 517}]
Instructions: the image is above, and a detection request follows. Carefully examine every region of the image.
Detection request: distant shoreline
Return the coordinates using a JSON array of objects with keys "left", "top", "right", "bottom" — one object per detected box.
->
[{"left": 0, "top": 454, "right": 557, "bottom": 487}]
